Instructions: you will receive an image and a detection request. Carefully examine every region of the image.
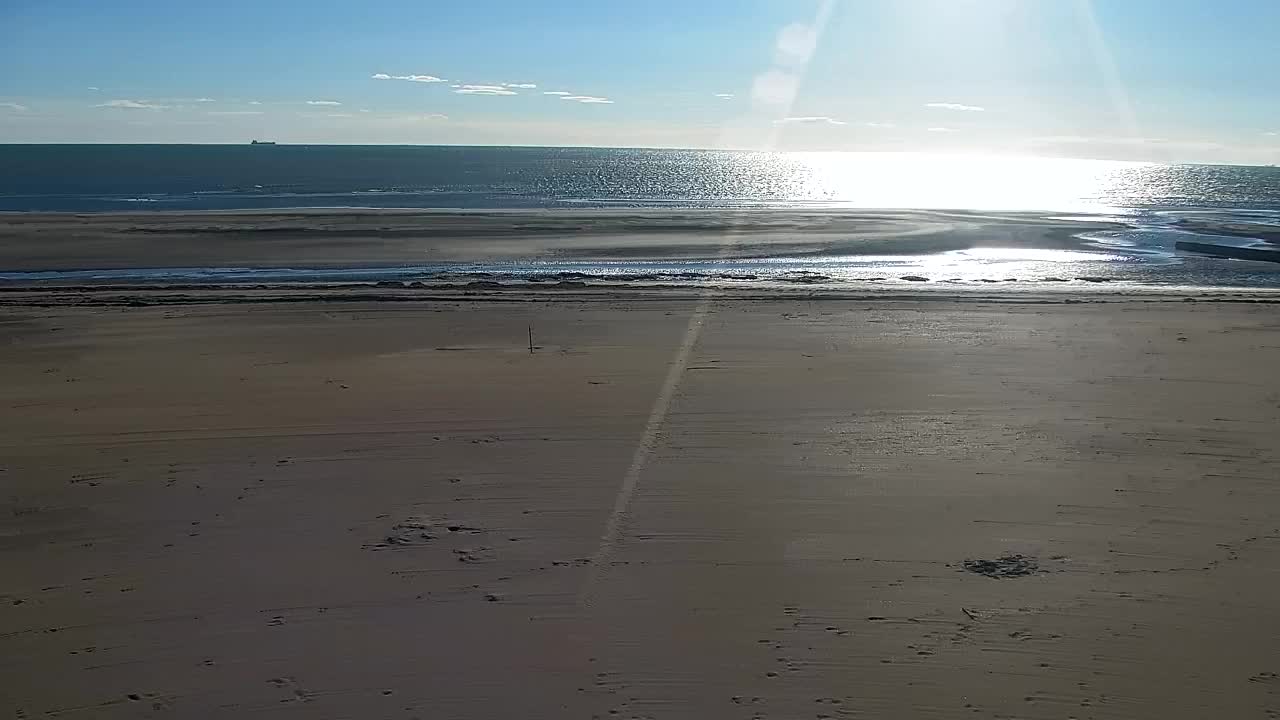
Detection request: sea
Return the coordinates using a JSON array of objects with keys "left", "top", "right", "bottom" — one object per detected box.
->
[{"left": 3, "top": 144, "right": 1279, "bottom": 290}]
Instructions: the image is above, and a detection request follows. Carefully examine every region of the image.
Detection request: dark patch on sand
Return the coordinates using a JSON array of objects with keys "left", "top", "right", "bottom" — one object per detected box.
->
[
  {"left": 368, "top": 516, "right": 483, "bottom": 550},
  {"left": 963, "top": 554, "right": 1039, "bottom": 579}
]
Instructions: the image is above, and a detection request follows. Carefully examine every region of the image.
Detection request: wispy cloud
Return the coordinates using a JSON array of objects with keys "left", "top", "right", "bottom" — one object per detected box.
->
[
  {"left": 1028, "top": 135, "right": 1224, "bottom": 151},
  {"left": 86, "top": 86, "right": 100, "bottom": 91},
  {"left": 925, "top": 102, "right": 985, "bottom": 112},
  {"left": 540, "top": 87, "right": 609, "bottom": 101},
  {"left": 0, "top": 102, "right": 28, "bottom": 112},
  {"left": 207, "top": 110, "right": 263, "bottom": 116},
  {"left": 504, "top": 83, "right": 537, "bottom": 89},
  {"left": 194, "top": 97, "right": 216, "bottom": 103},
  {"left": 863, "top": 122, "right": 895, "bottom": 128},
  {"left": 1265, "top": 131, "right": 1278, "bottom": 137},
  {"left": 927, "top": 127, "right": 957, "bottom": 133},
  {"left": 368, "top": 112, "right": 452, "bottom": 126},
  {"left": 561, "top": 95, "right": 614, "bottom": 104},
  {"left": 455, "top": 85, "right": 518, "bottom": 96},
  {"left": 306, "top": 100, "right": 342, "bottom": 106},
  {"left": 96, "top": 99, "right": 167, "bottom": 110},
  {"left": 775, "top": 116, "right": 846, "bottom": 126},
  {"left": 326, "top": 113, "right": 354, "bottom": 118},
  {"left": 714, "top": 93, "right": 735, "bottom": 100},
  {"left": 1031, "top": 135, "right": 1104, "bottom": 144},
  {"left": 248, "top": 101, "right": 262, "bottom": 105},
  {"left": 372, "top": 73, "right": 448, "bottom": 84}
]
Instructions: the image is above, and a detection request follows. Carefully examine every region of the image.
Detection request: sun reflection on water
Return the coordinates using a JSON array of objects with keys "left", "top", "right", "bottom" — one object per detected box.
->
[{"left": 750, "top": 152, "right": 1147, "bottom": 213}]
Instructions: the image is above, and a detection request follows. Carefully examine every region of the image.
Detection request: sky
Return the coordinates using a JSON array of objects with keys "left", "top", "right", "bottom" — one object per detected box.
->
[{"left": 1, "top": 0, "right": 1278, "bottom": 163}]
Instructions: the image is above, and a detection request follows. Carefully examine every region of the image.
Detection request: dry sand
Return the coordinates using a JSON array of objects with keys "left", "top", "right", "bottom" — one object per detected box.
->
[{"left": 3, "top": 297, "right": 1280, "bottom": 718}]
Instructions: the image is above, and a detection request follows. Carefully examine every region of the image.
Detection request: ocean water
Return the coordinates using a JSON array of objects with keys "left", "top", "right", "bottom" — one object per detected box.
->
[
  {"left": 2, "top": 144, "right": 1280, "bottom": 213},
  {"left": 2, "top": 145, "right": 1279, "bottom": 290}
]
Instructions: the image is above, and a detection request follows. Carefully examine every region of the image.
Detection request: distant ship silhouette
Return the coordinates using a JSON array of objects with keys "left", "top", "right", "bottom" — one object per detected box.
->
[{"left": 250, "top": 140, "right": 276, "bottom": 145}]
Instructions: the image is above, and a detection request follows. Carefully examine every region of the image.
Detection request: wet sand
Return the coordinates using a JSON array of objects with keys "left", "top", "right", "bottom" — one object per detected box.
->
[
  {"left": 3, "top": 297, "right": 1279, "bottom": 718},
  {"left": 0, "top": 209, "right": 1124, "bottom": 270}
]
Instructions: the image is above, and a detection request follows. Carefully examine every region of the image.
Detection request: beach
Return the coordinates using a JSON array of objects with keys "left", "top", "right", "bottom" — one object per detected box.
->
[
  {"left": 8, "top": 2, "right": 1280, "bottom": 715},
  {"left": 4, "top": 294, "right": 1279, "bottom": 718}
]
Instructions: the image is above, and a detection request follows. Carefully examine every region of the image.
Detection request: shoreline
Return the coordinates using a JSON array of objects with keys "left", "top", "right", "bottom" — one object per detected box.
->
[{"left": 3, "top": 207, "right": 1278, "bottom": 293}]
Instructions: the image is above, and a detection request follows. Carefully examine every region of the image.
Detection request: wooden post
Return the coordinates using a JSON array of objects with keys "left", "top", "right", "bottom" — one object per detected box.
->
[{"left": 528, "top": 325, "right": 534, "bottom": 354}]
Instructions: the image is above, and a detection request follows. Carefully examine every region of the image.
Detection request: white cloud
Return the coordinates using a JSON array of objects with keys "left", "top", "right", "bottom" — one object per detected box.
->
[
  {"left": 95, "top": 99, "right": 167, "bottom": 110},
  {"left": 194, "top": 97, "right": 216, "bottom": 103},
  {"left": 543, "top": 91, "right": 572, "bottom": 96},
  {"left": 358, "top": 108, "right": 371, "bottom": 113},
  {"left": 248, "top": 101, "right": 262, "bottom": 105},
  {"left": 561, "top": 95, "right": 614, "bottom": 104},
  {"left": 87, "top": 86, "right": 100, "bottom": 91},
  {"left": 306, "top": 100, "right": 342, "bottom": 106},
  {"left": 0, "top": 102, "right": 28, "bottom": 112},
  {"left": 373, "top": 73, "right": 448, "bottom": 84},
  {"left": 775, "top": 116, "right": 846, "bottom": 126},
  {"left": 927, "top": 127, "right": 957, "bottom": 132},
  {"left": 863, "top": 122, "right": 895, "bottom": 128},
  {"left": 326, "top": 113, "right": 355, "bottom": 118},
  {"left": 455, "top": 85, "right": 517, "bottom": 96},
  {"left": 1265, "top": 131, "right": 1278, "bottom": 137},
  {"left": 425, "top": 113, "right": 448, "bottom": 120},
  {"left": 925, "top": 102, "right": 985, "bottom": 112},
  {"left": 207, "top": 110, "right": 264, "bottom": 116},
  {"left": 714, "top": 93, "right": 735, "bottom": 100},
  {"left": 504, "top": 83, "right": 537, "bottom": 89}
]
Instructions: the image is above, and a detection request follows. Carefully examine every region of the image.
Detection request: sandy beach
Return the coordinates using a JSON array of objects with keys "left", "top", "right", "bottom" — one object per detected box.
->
[
  {"left": 8, "top": 1, "right": 1280, "bottom": 715},
  {"left": 3, "top": 294, "right": 1279, "bottom": 718}
]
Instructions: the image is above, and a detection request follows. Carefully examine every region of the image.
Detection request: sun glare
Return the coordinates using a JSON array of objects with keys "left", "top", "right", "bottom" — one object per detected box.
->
[{"left": 788, "top": 152, "right": 1143, "bottom": 212}]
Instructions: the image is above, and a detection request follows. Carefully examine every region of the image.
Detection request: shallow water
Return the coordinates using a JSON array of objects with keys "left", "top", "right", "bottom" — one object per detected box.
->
[{"left": 6, "top": 246, "right": 1278, "bottom": 292}]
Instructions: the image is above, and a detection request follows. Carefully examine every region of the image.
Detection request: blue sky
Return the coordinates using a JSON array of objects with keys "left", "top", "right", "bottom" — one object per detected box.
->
[{"left": 1, "top": 0, "right": 1278, "bottom": 163}]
